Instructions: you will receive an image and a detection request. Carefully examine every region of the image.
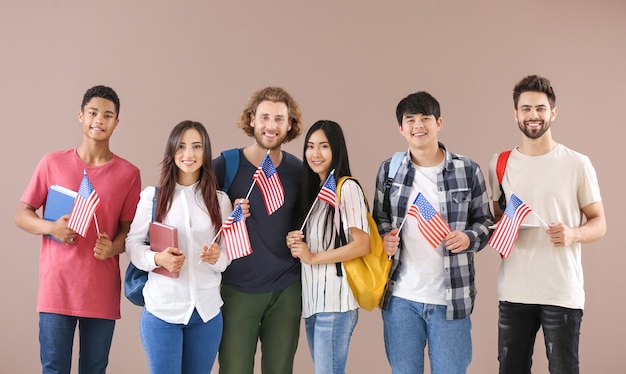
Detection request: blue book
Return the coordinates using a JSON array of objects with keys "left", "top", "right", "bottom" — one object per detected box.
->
[{"left": 43, "top": 185, "right": 77, "bottom": 242}]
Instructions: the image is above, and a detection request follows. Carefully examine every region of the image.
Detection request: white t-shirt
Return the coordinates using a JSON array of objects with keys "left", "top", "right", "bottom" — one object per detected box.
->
[
  {"left": 301, "top": 179, "right": 369, "bottom": 318},
  {"left": 395, "top": 161, "right": 446, "bottom": 305},
  {"left": 489, "top": 144, "right": 602, "bottom": 309}
]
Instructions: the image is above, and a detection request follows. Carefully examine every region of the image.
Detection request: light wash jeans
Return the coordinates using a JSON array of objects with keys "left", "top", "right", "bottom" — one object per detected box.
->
[
  {"left": 140, "top": 308, "right": 222, "bottom": 374},
  {"left": 382, "top": 296, "right": 472, "bottom": 374},
  {"left": 39, "top": 312, "right": 115, "bottom": 374},
  {"left": 305, "top": 310, "right": 358, "bottom": 374}
]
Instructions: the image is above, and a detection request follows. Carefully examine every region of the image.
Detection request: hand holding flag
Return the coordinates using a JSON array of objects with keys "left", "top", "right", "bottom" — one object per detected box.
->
[
  {"left": 220, "top": 204, "right": 252, "bottom": 261},
  {"left": 488, "top": 193, "right": 532, "bottom": 258},
  {"left": 405, "top": 192, "right": 451, "bottom": 248},
  {"left": 67, "top": 170, "right": 101, "bottom": 237},
  {"left": 252, "top": 152, "right": 284, "bottom": 215}
]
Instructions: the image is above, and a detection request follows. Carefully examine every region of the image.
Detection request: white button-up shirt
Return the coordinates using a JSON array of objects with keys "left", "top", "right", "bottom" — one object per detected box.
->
[{"left": 126, "top": 184, "right": 233, "bottom": 324}]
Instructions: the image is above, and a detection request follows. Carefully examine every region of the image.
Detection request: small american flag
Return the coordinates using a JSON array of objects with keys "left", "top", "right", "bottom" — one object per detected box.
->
[
  {"left": 488, "top": 193, "right": 532, "bottom": 258},
  {"left": 316, "top": 172, "right": 339, "bottom": 231},
  {"left": 407, "top": 192, "right": 451, "bottom": 248},
  {"left": 67, "top": 171, "right": 101, "bottom": 237},
  {"left": 253, "top": 153, "right": 284, "bottom": 215},
  {"left": 221, "top": 204, "right": 252, "bottom": 261},
  {"left": 317, "top": 172, "right": 337, "bottom": 207}
]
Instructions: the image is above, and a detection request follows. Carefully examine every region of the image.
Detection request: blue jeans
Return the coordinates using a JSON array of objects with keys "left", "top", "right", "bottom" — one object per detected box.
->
[
  {"left": 140, "top": 308, "right": 222, "bottom": 374},
  {"left": 498, "top": 301, "right": 582, "bottom": 374},
  {"left": 382, "top": 296, "right": 472, "bottom": 374},
  {"left": 39, "top": 312, "right": 115, "bottom": 374},
  {"left": 305, "top": 310, "right": 358, "bottom": 374}
]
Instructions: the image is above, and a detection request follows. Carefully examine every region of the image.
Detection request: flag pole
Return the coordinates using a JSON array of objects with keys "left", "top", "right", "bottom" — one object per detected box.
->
[
  {"left": 243, "top": 149, "right": 271, "bottom": 200},
  {"left": 299, "top": 170, "right": 335, "bottom": 231},
  {"left": 93, "top": 212, "right": 100, "bottom": 235},
  {"left": 388, "top": 214, "right": 412, "bottom": 260},
  {"left": 395, "top": 216, "right": 409, "bottom": 237},
  {"left": 299, "top": 199, "right": 318, "bottom": 231},
  {"left": 201, "top": 229, "right": 223, "bottom": 264},
  {"left": 533, "top": 211, "right": 549, "bottom": 228}
]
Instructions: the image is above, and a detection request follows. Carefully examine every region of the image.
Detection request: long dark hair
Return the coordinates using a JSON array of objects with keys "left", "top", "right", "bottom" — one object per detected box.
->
[
  {"left": 297, "top": 120, "right": 352, "bottom": 229},
  {"left": 155, "top": 120, "right": 222, "bottom": 234}
]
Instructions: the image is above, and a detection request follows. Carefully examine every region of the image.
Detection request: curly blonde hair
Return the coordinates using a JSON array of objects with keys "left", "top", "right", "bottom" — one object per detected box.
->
[{"left": 237, "top": 86, "right": 303, "bottom": 143}]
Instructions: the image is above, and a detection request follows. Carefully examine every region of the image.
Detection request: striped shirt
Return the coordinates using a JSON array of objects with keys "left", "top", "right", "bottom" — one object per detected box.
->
[
  {"left": 372, "top": 143, "right": 493, "bottom": 319},
  {"left": 302, "top": 179, "right": 368, "bottom": 318}
]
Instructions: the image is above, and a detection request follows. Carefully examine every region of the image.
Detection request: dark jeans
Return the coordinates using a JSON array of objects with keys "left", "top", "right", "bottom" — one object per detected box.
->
[{"left": 498, "top": 301, "right": 582, "bottom": 374}]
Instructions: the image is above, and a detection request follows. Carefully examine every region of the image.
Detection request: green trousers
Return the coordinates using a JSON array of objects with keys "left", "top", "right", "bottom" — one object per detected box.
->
[{"left": 218, "top": 281, "right": 302, "bottom": 374}]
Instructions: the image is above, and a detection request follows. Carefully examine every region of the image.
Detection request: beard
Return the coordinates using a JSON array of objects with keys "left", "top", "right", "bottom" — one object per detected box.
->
[
  {"left": 254, "top": 130, "right": 288, "bottom": 150},
  {"left": 518, "top": 119, "right": 551, "bottom": 139}
]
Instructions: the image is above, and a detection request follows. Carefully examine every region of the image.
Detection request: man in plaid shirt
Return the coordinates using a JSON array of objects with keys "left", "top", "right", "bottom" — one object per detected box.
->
[{"left": 372, "top": 91, "right": 493, "bottom": 374}]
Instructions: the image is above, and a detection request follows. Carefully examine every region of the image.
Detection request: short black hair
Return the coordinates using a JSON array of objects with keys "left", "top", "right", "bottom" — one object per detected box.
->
[
  {"left": 395, "top": 91, "right": 441, "bottom": 124},
  {"left": 81, "top": 85, "right": 120, "bottom": 117}
]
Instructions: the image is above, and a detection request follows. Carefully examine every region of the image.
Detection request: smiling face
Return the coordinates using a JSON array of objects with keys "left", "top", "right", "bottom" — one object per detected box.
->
[
  {"left": 399, "top": 112, "right": 442, "bottom": 150},
  {"left": 514, "top": 91, "right": 557, "bottom": 139},
  {"left": 175, "top": 128, "right": 204, "bottom": 185},
  {"left": 79, "top": 97, "right": 119, "bottom": 142},
  {"left": 250, "top": 100, "right": 291, "bottom": 150},
  {"left": 305, "top": 129, "right": 333, "bottom": 182}
]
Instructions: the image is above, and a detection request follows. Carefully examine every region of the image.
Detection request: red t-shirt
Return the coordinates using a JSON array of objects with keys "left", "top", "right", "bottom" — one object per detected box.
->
[{"left": 20, "top": 149, "right": 141, "bottom": 319}]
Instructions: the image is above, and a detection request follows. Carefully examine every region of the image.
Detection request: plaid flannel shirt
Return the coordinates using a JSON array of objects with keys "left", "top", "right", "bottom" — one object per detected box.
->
[{"left": 372, "top": 143, "right": 493, "bottom": 319}]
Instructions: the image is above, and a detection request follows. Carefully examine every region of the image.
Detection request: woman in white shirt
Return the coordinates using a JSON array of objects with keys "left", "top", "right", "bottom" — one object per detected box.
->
[
  {"left": 286, "top": 120, "right": 370, "bottom": 374},
  {"left": 126, "top": 120, "right": 232, "bottom": 374}
]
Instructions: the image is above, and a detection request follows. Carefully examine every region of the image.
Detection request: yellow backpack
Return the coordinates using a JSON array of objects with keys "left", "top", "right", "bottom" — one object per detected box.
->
[{"left": 336, "top": 176, "right": 392, "bottom": 311}]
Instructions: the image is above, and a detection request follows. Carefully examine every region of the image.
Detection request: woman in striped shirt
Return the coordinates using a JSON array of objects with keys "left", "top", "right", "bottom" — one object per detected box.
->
[{"left": 286, "top": 120, "right": 370, "bottom": 374}]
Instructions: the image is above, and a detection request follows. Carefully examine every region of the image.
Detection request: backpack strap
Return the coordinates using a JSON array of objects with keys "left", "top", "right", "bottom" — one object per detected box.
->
[
  {"left": 334, "top": 176, "right": 354, "bottom": 277},
  {"left": 496, "top": 150, "right": 511, "bottom": 184},
  {"left": 334, "top": 214, "right": 348, "bottom": 277},
  {"left": 379, "top": 152, "right": 405, "bottom": 303},
  {"left": 220, "top": 148, "right": 240, "bottom": 193},
  {"left": 152, "top": 187, "right": 159, "bottom": 223},
  {"left": 496, "top": 150, "right": 511, "bottom": 211},
  {"left": 382, "top": 152, "right": 404, "bottom": 215},
  {"left": 337, "top": 176, "right": 369, "bottom": 209}
]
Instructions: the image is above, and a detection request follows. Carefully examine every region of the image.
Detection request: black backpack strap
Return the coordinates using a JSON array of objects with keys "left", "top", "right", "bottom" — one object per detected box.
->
[{"left": 334, "top": 216, "right": 348, "bottom": 277}]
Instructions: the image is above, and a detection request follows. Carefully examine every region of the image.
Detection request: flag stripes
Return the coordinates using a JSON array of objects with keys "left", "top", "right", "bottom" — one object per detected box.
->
[
  {"left": 67, "top": 171, "right": 101, "bottom": 237},
  {"left": 252, "top": 154, "right": 284, "bottom": 215},
  {"left": 488, "top": 193, "right": 532, "bottom": 258},
  {"left": 221, "top": 205, "right": 252, "bottom": 261},
  {"left": 406, "top": 192, "right": 451, "bottom": 248},
  {"left": 317, "top": 173, "right": 337, "bottom": 207}
]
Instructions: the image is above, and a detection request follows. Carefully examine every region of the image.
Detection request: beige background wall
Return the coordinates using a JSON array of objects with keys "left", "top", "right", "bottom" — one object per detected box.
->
[{"left": 1, "top": 1, "right": 624, "bottom": 372}]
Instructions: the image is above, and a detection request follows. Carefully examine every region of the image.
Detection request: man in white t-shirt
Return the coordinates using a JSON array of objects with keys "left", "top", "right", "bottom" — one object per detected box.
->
[
  {"left": 373, "top": 91, "right": 493, "bottom": 373},
  {"left": 489, "top": 75, "right": 606, "bottom": 374}
]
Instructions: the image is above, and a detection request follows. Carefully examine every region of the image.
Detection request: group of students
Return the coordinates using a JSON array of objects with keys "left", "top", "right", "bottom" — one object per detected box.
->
[{"left": 15, "top": 74, "right": 606, "bottom": 374}]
